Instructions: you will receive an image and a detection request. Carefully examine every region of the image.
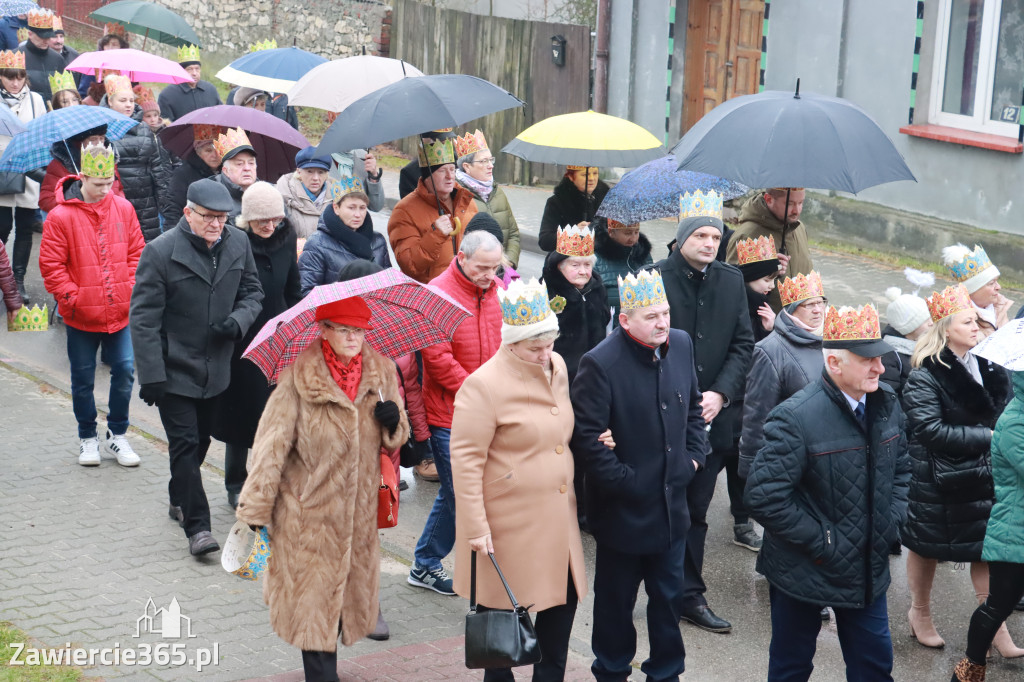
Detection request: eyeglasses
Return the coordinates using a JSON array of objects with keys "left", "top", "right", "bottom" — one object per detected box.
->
[
  {"left": 322, "top": 322, "right": 366, "bottom": 337},
  {"left": 473, "top": 157, "right": 496, "bottom": 166},
  {"left": 191, "top": 209, "right": 228, "bottom": 225},
  {"left": 250, "top": 217, "right": 281, "bottom": 226},
  {"left": 801, "top": 298, "right": 829, "bottom": 310}
]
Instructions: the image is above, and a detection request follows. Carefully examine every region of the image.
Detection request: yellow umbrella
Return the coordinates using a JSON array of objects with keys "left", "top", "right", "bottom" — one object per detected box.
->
[{"left": 502, "top": 110, "right": 666, "bottom": 167}]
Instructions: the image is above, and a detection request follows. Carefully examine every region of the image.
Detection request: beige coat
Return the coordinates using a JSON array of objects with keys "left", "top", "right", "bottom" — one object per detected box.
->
[
  {"left": 451, "top": 346, "right": 587, "bottom": 611},
  {"left": 236, "top": 342, "right": 409, "bottom": 650}
]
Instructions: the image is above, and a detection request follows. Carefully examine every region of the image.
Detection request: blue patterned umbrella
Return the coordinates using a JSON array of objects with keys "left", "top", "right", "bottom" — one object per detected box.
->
[
  {"left": 0, "top": 106, "right": 27, "bottom": 137},
  {"left": 0, "top": 107, "right": 139, "bottom": 173},
  {"left": 0, "top": 0, "right": 39, "bottom": 16},
  {"left": 596, "top": 154, "right": 749, "bottom": 224}
]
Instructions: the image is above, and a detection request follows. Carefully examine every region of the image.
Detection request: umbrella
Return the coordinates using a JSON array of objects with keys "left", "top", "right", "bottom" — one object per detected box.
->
[
  {"left": 970, "top": 319, "right": 1024, "bottom": 370},
  {"left": 287, "top": 56, "right": 425, "bottom": 113},
  {"left": 502, "top": 110, "right": 666, "bottom": 167},
  {"left": 215, "top": 47, "right": 329, "bottom": 94},
  {"left": 0, "top": 106, "right": 27, "bottom": 138},
  {"left": 66, "top": 49, "right": 192, "bottom": 85},
  {"left": 596, "top": 154, "right": 749, "bottom": 224},
  {"left": 87, "top": 0, "right": 201, "bottom": 48},
  {"left": 0, "top": 0, "right": 38, "bottom": 16},
  {"left": 0, "top": 107, "right": 138, "bottom": 173},
  {"left": 243, "top": 268, "right": 472, "bottom": 384},
  {"left": 315, "top": 74, "right": 524, "bottom": 155}
]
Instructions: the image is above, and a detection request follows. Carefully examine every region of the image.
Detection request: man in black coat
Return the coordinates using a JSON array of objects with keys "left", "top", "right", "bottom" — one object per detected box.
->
[
  {"left": 657, "top": 195, "right": 755, "bottom": 633},
  {"left": 19, "top": 13, "right": 66, "bottom": 103},
  {"left": 130, "top": 179, "right": 263, "bottom": 557},
  {"left": 571, "top": 270, "right": 706, "bottom": 682},
  {"left": 49, "top": 20, "right": 79, "bottom": 85},
  {"left": 745, "top": 304, "right": 910, "bottom": 681},
  {"left": 156, "top": 46, "right": 222, "bottom": 121}
]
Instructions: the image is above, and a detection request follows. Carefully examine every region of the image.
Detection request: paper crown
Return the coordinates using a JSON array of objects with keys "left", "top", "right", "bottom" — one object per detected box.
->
[
  {"left": 454, "top": 129, "right": 489, "bottom": 158},
  {"left": 133, "top": 85, "right": 156, "bottom": 103},
  {"left": 328, "top": 174, "right": 365, "bottom": 202},
  {"left": 566, "top": 164, "right": 591, "bottom": 171},
  {"left": 48, "top": 71, "right": 76, "bottom": 94},
  {"left": 779, "top": 270, "right": 825, "bottom": 307},
  {"left": 103, "top": 22, "right": 128, "bottom": 39},
  {"left": 7, "top": 304, "right": 48, "bottom": 332},
  {"left": 498, "top": 277, "right": 557, "bottom": 327},
  {"left": 823, "top": 304, "right": 882, "bottom": 343},
  {"left": 249, "top": 39, "right": 278, "bottom": 52},
  {"left": 942, "top": 243, "right": 999, "bottom": 293},
  {"left": 177, "top": 44, "right": 201, "bottom": 64},
  {"left": 16, "top": 27, "right": 28, "bottom": 43},
  {"left": 221, "top": 521, "right": 271, "bottom": 581},
  {"left": 0, "top": 51, "right": 26, "bottom": 69},
  {"left": 618, "top": 270, "right": 668, "bottom": 311},
  {"left": 193, "top": 123, "right": 224, "bottom": 143},
  {"left": 27, "top": 9, "right": 54, "bottom": 30},
  {"left": 736, "top": 235, "right": 778, "bottom": 266},
  {"left": 104, "top": 74, "right": 132, "bottom": 98},
  {"left": 679, "top": 189, "right": 723, "bottom": 221},
  {"left": 926, "top": 284, "right": 973, "bottom": 323},
  {"left": 556, "top": 224, "right": 594, "bottom": 257},
  {"left": 213, "top": 127, "right": 252, "bottom": 159},
  {"left": 417, "top": 137, "right": 456, "bottom": 167},
  {"left": 52, "top": 16, "right": 63, "bottom": 32},
  {"left": 81, "top": 142, "right": 115, "bottom": 178}
]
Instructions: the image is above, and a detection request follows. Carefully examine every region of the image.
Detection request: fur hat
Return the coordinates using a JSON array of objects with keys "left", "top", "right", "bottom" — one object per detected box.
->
[{"left": 236, "top": 182, "right": 284, "bottom": 227}]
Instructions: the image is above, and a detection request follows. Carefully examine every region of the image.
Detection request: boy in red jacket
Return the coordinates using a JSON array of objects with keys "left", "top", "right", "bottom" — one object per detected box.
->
[{"left": 39, "top": 142, "right": 146, "bottom": 467}]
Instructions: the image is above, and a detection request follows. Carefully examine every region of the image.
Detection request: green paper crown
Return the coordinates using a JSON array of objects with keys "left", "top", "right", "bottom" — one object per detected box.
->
[
  {"left": 7, "top": 304, "right": 48, "bottom": 332},
  {"left": 48, "top": 71, "right": 76, "bottom": 94},
  {"left": 81, "top": 143, "right": 115, "bottom": 179},
  {"left": 177, "top": 44, "right": 201, "bottom": 64},
  {"left": 249, "top": 39, "right": 277, "bottom": 52},
  {"left": 417, "top": 137, "right": 456, "bottom": 168}
]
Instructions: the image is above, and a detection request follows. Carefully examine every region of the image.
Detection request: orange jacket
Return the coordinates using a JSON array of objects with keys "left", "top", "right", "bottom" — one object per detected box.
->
[{"left": 387, "top": 178, "right": 478, "bottom": 283}]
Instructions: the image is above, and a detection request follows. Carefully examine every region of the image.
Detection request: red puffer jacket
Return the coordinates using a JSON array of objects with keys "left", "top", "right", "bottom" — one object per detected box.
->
[
  {"left": 39, "top": 157, "right": 125, "bottom": 214},
  {"left": 39, "top": 176, "right": 145, "bottom": 333},
  {"left": 422, "top": 258, "right": 502, "bottom": 429}
]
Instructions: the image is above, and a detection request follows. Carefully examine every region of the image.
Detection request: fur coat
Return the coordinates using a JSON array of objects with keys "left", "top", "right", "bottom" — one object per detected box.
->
[{"left": 236, "top": 342, "right": 410, "bottom": 650}]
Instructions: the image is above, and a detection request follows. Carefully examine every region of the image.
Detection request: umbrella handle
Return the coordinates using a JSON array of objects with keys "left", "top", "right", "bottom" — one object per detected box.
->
[{"left": 142, "top": 28, "right": 149, "bottom": 52}]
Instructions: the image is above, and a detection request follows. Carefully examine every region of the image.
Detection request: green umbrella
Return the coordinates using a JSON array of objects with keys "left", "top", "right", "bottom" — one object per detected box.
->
[{"left": 88, "top": 0, "right": 201, "bottom": 49}]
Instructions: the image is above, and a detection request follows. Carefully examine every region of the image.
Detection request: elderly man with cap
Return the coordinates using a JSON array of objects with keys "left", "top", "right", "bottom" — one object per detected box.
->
[
  {"left": 18, "top": 9, "right": 66, "bottom": 102},
  {"left": 745, "top": 303, "right": 911, "bottom": 681},
  {"left": 277, "top": 147, "right": 333, "bottom": 239},
  {"left": 130, "top": 177, "right": 264, "bottom": 557},
  {"left": 943, "top": 243, "right": 1015, "bottom": 339},
  {"left": 657, "top": 190, "right": 754, "bottom": 634},
  {"left": 211, "top": 127, "right": 259, "bottom": 225},
  {"left": 157, "top": 45, "right": 222, "bottom": 122},
  {"left": 571, "top": 269, "right": 706, "bottom": 682}
]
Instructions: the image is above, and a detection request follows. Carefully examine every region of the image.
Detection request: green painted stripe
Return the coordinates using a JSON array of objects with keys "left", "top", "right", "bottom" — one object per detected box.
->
[
  {"left": 910, "top": 91, "right": 916, "bottom": 107},
  {"left": 913, "top": 54, "right": 920, "bottom": 71},
  {"left": 916, "top": 18, "right": 924, "bottom": 36}
]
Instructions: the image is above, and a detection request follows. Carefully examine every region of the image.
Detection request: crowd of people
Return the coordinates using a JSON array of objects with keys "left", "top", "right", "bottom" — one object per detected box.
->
[{"left": 0, "top": 9, "right": 1023, "bottom": 682}]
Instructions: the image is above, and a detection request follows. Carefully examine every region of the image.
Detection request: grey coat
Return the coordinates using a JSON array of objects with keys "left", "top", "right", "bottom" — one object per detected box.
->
[
  {"left": 738, "top": 311, "right": 823, "bottom": 477},
  {"left": 130, "top": 218, "right": 264, "bottom": 398}
]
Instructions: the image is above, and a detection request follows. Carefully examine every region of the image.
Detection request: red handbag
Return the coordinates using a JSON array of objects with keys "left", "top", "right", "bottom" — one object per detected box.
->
[{"left": 378, "top": 453, "right": 399, "bottom": 528}]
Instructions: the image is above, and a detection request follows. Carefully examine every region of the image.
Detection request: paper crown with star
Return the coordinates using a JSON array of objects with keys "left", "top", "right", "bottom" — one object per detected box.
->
[
  {"left": 0, "top": 51, "right": 25, "bottom": 69},
  {"left": 556, "top": 224, "right": 595, "bottom": 257},
  {"left": 454, "top": 129, "right": 488, "bottom": 158},
  {"left": 193, "top": 124, "right": 225, "bottom": 143},
  {"left": 417, "top": 136, "right": 456, "bottom": 168},
  {"left": 618, "top": 270, "right": 668, "bottom": 311},
  {"left": 48, "top": 71, "right": 76, "bottom": 94},
  {"left": 778, "top": 270, "right": 825, "bottom": 307},
  {"left": 177, "top": 44, "right": 201, "bottom": 64},
  {"left": 81, "top": 142, "right": 115, "bottom": 178},
  {"left": 249, "top": 39, "right": 278, "bottom": 52},
  {"left": 104, "top": 74, "right": 132, "bottom": 98},
  {"left": 926, "top": 283, "right": 973, "bottom": 323},
  {"left": 736, "top": 235, "right": 778, "bottom": 266},
  {"left": 942, "top": 243, "right": 1000, "bottom": 294},
  {"left": 213, "top": 127, "right": 252, "bottom": 159},
  {"left": 27, "top": 9, "right": 54, "bottom": 30},
  {"left": 328, "top": 173, "right": 365, "bottom": 202},
  {"left": 679, "top": 189, "right": 723, "bottom": 221},
  {"left": 7, "top": 304, "right": 48, "bottom": 332},
  {"left": 103, "top": 22, "right": 128, "bottom": 39},
  {"left": 823, "top": 304, "right": 882, "bottom": 344}
]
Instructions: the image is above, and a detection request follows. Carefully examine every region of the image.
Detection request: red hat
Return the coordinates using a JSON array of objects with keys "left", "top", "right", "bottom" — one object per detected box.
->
[{"left": 315, "top": 296, "right": 373, "bottom": 329}]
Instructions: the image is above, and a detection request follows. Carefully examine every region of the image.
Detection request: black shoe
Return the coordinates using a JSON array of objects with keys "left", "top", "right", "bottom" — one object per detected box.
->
[
  {"left": 398, "top": 479, "right": 408, "bottom": 491},
  {"left": 821, "top": 607, "right": 831, "bottom": 621},
  {"left": 15, "top": 280, "right": 29, "bottom": 307},
  {"left": 188, "top": 530, "right": 220, "bottom": 556},
  {"left": 168, "top": 504, "right": 184, "bottom": 527},
  {"left": 680, "top": 605, "right": 732, "bottom": 633},
  {"left": 227, "top": 491, "right": 239, "bottom": 509}
]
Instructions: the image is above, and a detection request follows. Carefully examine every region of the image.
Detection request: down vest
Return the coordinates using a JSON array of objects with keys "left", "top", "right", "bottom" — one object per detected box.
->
[
  {"left": 983, "top": 371, "right": 1024, "bottom": 564},
  {"left": 421, "top": 258, "right": 502, "bottom": 429},
  {"left": 38, "top": 176, "right": 145, "bottom": 333},
  {"left": 107, "top": 106, "right": 173, "bottom": 241},
  {"left": 900, "top": 349, "right": 1010, "bottom": 561}
]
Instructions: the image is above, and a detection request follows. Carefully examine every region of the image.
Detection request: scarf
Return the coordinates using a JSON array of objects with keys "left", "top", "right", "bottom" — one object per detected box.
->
[
  {"left": 322, "top": 205, "right": 374, "bottom": 260},
  {"left": 789, "top": 312, "right": 824, "bottom": 337},
  {"left": 456, "top": 169, "right": 492, "bottom": 202},
  {"left": 973, "top": 300, "right": 997, "bottom": 328},
  {"left": 321, "top": 339, "right": 362, "bottom": 402},
  {"left": 0, "top": 86, "right": 30, "bottom": 115}
]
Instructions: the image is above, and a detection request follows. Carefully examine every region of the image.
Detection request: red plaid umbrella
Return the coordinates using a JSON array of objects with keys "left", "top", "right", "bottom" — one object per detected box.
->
[{"left": 243, "top": 268, "right": 471, "bottom": 384}]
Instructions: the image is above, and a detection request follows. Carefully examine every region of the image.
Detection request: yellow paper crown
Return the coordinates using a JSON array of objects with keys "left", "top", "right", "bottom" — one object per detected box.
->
[
  {"left": 133, "top": 85, "right": 156, "bottom": 104},
  {"left": 16, "top": 27, "right": 28, "bottom": 43},
  {"left": 249, "top": 39, "right": 278, "bottom": 52},
  {"left": 618, "top": 270, "right": 668, "bottom": 311},
  {"left": 778, "top": 270, "right": 825, "bottom": 307},
  {"left": 736, "top": 235, "right": 778, "bottom": 266},
  {"left": 7, "top": 304, "right": 48, "bottom": 332},
  {"left": 556, "top": 224, "right": 595, "bottom": 257},
  {"left": 417, "top": 137, "right": 456, "bottom": 167},
  {"left": 328, "top": 174, "right": 365, "bottom": 202},
  {"left": 27, "top": 9, "right": 54, "bottom": 30},
  {"left": 193, "top": 124, "right": 225, "bottom": 143},
  {"left": 103, "top": 22, "right": 128, "bottom": 39},
  {"left": 0, "top": 51, "right": 25, "bottom": 69},
  {"left": 213, "top": 127, "right": 252, "bottom": 159},
  {"left": 177, "top": 44, "right": 201, "bottom": 64},
  {"left": 566, "top": 164, "right": 590, "bottom": 171},
  {"left": 679, "top": 189, "right": 723, "bottom": 221},
  {"left": 48, "top": 71, "right": 76, "bottom": 94},
  {"left": 52, "top": 16, "right": 63, "bottom": 32},
  {"left": 926, "top": 284, "right": 973, "bottom": 323},
  {"left": 454, "top": 129, "right": 489, "bottom": 158},
  {"left": 104, "top": 74, "right": 132, "bottom": 98},
  {"left": 823, "top": 304, "right": 882, "bottom": 343},
  {"left": 81, "top": 142, "right": 115, "bottom": 178}
]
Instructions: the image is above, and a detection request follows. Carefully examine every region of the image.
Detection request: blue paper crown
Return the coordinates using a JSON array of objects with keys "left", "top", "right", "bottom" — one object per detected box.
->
[
  {"left": 946, "top": 244, "right": 994, "bottom": 283},
  {"left": 618, "top": 270, "right": 667, "bottom": 311},
  {"left": 328, "top": 174, "right": 364, "bottom": 202},
  {"left": 679, "top": 189, "right": 724, "bottom": 221},
  {"left": 498, "top": 278, "right": 554, "bottom": 326}
]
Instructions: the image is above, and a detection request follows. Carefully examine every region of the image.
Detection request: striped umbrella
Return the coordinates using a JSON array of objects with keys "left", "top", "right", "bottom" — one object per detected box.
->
[{"left": 243, "top": 268, "right": 471, "bottom": 384}]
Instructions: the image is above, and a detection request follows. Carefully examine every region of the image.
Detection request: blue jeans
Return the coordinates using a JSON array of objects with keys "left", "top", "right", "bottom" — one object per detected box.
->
[
  {"left": 413, "top": 426, "right": 455, "bottom": 571},
  {"left": 65, "top": 325, "right": 134, "bottom": 439},
  {"left": 767, "top": 585, "right": 893, "bottom": 682}
]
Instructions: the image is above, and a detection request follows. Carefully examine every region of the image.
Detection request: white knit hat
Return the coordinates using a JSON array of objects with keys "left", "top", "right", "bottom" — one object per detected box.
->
[
  {"left": 885, "top": 287, "right": 931, "bottom": 335},
  {"left": 236, "top": 182, "right": 285, "bottom": 227}
]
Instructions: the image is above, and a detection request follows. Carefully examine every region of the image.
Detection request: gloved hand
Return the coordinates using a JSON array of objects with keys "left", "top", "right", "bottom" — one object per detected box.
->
[
  {"left": 139, "top": 381, "right": 167, "bottom": 406},
  {"left": 413, "top": 438, "right": 433, "bottom": 462},
  {"left": 210, "top": 318, "right": 241, "bottom": 340},
  {"left": 374, "top": 400, "right": 401, "bottom": 436}
]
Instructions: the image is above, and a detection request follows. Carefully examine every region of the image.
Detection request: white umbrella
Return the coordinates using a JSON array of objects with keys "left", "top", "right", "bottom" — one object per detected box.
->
[{"left": 286, "top": 55, "right": 424, "bottom": 113}]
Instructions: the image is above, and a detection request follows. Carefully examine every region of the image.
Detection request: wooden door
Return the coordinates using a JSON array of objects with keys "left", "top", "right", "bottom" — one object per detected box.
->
[{"left": 683, "top": 0, "right": 765, "bottom": 132}]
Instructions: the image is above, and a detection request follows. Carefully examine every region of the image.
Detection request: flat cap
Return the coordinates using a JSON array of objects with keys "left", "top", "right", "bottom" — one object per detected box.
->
[{"left": 187, "top": 178, "right": 234, "bottom": 213}]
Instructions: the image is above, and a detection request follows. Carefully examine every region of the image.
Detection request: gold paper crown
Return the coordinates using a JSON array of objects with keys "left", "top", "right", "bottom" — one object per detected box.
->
[
  {"left": 249, "top": 39, "right": 278, "bottom": 52},
  {"left": 618, "top": 270, "right": 668, "bottom": 311},
  {"left": 556, "top": 224, "right": 595, "bottom": 257},
  {"left": 328, "top": 174, "right": 365, "bottom": 202},
  {"left": 133, "top": 85, "right": 156, "bottom": 104},
  {"left": 16, "top": 28, "right": 28, "bottom": 43},
  {"left": 27, "top": 9, "right": 54, "bottom": 30},
  {"left": 823, "top": 304, "right": 882, "bottom": 343},
  {"left": 454, "top": 129, "right": 488, "bottom": 158},
  {"left": 81, "top": 142, "right": 115, "bottom": 178},
  {"left": 498, "top": 278, "right": 556, "bottom": 327},
  {"left": 177, "top": 44, "right": 201, "bottom": 64},
  {"left": 7, "top": 304, "right": 48, "bottom": 332},
  {"left": 48, "top": 71, "right": 76, "bottom": 94},
  {"left": 926, "top": 284, "right": 972, "bottom": 323},
  {"left": 566, "top": 164, "right": 590, "bottom": 171},
  {"left": 417, "top": 137, "right": 455, "bottom": 167},
  {"left": 213, "top": 127, "right": 253, "bottom": 159},
  {"left": 679, "top": 189, "right": 724, "bottom": 221},
  {"left": 52, "top": 16, "right": 63, "bottom": 32},
  {"left": 103, "top": 22, "right": 128, "bottom": 39},
  {"left": 778, "top": 270, "right": 825, "bottom": 307},
  {"left": 193, "top": 124, "right": 225, "bottom": 143},
  {"left": 0, "top": 51, "right": 26, "bottom": 69},
  {"left": 736, "top": 235, "right": 778, "bottom": 266},
  {"left": 104, "top": 74, "right": 132, "bottom": 98}
]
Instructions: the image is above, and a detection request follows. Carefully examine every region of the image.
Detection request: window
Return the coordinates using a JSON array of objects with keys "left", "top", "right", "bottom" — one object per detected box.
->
[{"left": 931, "top": 0, "right": 1024, "bottom": 137}]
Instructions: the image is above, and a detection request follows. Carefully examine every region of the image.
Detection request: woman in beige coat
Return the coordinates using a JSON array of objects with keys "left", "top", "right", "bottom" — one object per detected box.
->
[
  {"left": 236, "top": 296, "right": 409, "bottom": 682},
  {"left": 451, "top": 278, "right": 588, "bottom": 682}
]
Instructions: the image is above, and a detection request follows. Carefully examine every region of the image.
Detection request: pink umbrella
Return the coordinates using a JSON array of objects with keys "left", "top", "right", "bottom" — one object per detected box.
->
[{"left": 66, "top": 49, "right": 192, "bottom": 84}]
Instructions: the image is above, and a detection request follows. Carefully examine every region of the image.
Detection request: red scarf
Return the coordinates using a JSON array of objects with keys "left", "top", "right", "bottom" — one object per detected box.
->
[{"left": 321, "top": 339, "right": 363, "bottom": 402}]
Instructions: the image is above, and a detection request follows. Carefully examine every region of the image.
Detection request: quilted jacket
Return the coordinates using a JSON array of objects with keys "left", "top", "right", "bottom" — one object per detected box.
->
[
  {"left": 106, "top": 105, "right": 173, "bottom": 242},
  {"left": 745, "top": 372, "right": 911, "bottom": 609},
  {"left": 983, "top": 371, "right": 1024, "bottom": 564},
  {"left": 0, "top": 241, "right": 20, "bottom": 312}
]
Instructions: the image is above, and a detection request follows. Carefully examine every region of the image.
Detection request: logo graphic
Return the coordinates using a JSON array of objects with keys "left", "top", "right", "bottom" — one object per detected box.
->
[{"left": 135, "top": 597, "right": 195, "bottom": 639}]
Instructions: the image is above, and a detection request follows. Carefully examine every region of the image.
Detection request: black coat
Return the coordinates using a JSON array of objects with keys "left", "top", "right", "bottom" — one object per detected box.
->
[
  {"left": 900, "top": 349, "right": 1010, "bottom": 561},
  {"left": 745, "top": 286, "right": 772, "bottom": 343},
  {"left": 297, "top": 208, "right": 390, "bottom": 296},
  {"left": 746, "top": 373, "right": 911, "bottom": 609},
  {"left": 658, "top": 251, "right": 755, "bottom": 449},
  {"left": 879, "top": 325, "right": 914, "bottom": 398},
  {"left": 399, "top": 159, "right": 420, "bottom": 199},
  {"left": 156, "top": 81, "right": 222, "bottom": 122},
  {"left": 166, "top": 151, "right": 217, "bottom": 225},
  {"left": 541, "top": 251, "right": 609, "bottom": 383},
  {"left": 538, "top": 176, "right": 610, "bottom": 252},
  {"left": 570, "top": 328, "right": 707, "bottom": 554},
  {"left": 213, "top": 172, "right": 246, "bottom": 225},
  {"left": 211, "top": 223, "right": 301, "bottom": 446},
  {"left": 109, "top": 107, "right": 172, "bottom": 242},
  {"left": 20, "top": 41, "right": 65, "bottom": 102},
  {"left": 130, "top": 218, "right": 264, "bottom": 398},
  {"left": 592, "top": 218, "right": 653, "bottom": 316}
]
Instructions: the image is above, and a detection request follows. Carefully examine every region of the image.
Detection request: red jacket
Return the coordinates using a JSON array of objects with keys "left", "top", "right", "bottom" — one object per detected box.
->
[
  {"left": 39, "top": 158, "right": 125, "bottom": 213},
  {"left": 422, "top": 258, "right": 503, "bottom": 429},
  {"left": 39, "top": 176, "right": 145, "bottom": 333}
]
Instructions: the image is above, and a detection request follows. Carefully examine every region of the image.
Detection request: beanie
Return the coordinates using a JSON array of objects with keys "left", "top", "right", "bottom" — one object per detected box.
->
[
  {"left": 236, "top": 182, "right": 285, "bottom": 227},
  {"left": 884, "top": 287, "right": 931, "bottom": 335},
  {"left": 464, "top": 212, "right": 504, "bottom": 246},
  {"left": 675, "top": 215, "right": 724, "bottom": 249}
]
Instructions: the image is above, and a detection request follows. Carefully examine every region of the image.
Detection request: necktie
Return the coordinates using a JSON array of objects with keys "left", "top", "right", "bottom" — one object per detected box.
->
[{"left": 854, "top": 402, "right": 866, "bottom": 426}]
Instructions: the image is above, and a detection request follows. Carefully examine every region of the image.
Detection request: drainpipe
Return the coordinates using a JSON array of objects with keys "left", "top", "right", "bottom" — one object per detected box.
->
[{"left": 594, "top": 0, "right": 612, "bottom": 113}]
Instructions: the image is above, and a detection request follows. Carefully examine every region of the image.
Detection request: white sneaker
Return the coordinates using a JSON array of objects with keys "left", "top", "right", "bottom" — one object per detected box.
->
[
  {"left": 105, "top": 429, "right": 140, "bottom": 467},
  {"left": 78, "top": 437, "right": 101, "bottom": 466}
]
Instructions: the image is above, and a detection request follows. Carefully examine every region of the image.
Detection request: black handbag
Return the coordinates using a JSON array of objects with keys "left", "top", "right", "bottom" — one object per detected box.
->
[
  {"left": 0, "top": 171, "right": 25, "bottom": 196},
  {"left": 464, "top": 551, "right": 542, "bottom": 670}
]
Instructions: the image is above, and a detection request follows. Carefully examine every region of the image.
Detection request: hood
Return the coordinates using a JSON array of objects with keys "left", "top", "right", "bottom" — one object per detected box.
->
[
  {"left": 1013, "top": 371, "right": 1024, "bottom": 398},
  {"left": 773, "top": 309, "right": 822, "bottom": 346},
  {"left": 594, "top": 217, "right": 653, "bottom": 261},
  {"left": 54, "top": 175, "right": 85, "bottom": 205},
  {"left": 738, "top": 193, "right": 801, "bottom": 235}
]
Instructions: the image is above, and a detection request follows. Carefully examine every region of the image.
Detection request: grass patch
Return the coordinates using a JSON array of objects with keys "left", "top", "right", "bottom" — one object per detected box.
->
[
  {"left": 378, "top": 154, "right": 410, "bottom": 171},
  {"left": 0, "top": 622, "right": 82, "bottom": 681}
]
